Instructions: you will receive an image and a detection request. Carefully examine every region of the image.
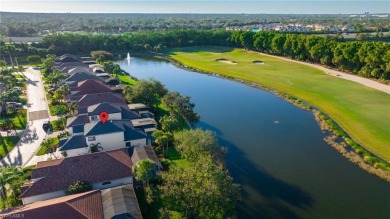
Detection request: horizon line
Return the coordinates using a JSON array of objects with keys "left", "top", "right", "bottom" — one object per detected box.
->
[{"left": 1, "top": 11, "right": 390, "bottom": 15}]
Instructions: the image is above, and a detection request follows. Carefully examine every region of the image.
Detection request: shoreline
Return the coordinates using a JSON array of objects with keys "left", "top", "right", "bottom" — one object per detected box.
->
[{"left": 156, "top": 54, "right": 390, "bottom": 183}]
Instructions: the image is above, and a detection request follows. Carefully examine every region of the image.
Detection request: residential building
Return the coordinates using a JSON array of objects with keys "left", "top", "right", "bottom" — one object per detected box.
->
[
  {"left": 19, "top": 149, "right": 133, "bottom": 205},
  {"left": 76, "top": 92, "right": 127, "bottom": 114},
  {"left": 0, "top": 190, "right": 104, "bottom": 219}
]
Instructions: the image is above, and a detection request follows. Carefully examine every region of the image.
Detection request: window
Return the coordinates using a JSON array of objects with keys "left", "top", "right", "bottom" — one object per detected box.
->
[
  {"left": 91, "top": 115, "right": 98, "bottom": 121},
  {"left": 126, "top": 142, "right": 131, "bottom": 147},
  {"left": 102, "top": 181, "right": 111, "bottom": 185},
  {"left": 88, "top": 136, "right": 96, "bottom": 141}
]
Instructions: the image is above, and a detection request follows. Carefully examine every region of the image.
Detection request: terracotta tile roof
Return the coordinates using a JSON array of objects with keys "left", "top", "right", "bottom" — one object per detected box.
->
[
  {"left": 71, "top": 79, "right": 112, "bottom": 97},
  {"left": 0, "top": 190, "right": 103, "bottom": 219},
  {"left": 20, "top": 149, "right": 133, "bottom": 199}
]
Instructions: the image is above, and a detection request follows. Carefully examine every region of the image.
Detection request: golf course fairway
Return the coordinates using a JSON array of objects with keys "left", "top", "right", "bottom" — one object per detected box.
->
[{"left": 168, "top": 46, "right": 390, "bottom": 162}]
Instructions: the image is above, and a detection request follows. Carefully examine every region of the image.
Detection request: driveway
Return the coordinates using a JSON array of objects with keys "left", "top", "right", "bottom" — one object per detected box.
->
[{"left": 0, "top": 67, "right": 49, "bottom": 167}]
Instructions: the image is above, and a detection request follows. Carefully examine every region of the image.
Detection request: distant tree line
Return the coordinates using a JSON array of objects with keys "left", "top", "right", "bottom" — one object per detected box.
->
[
  {"left": 2, "top": 12, "right": 388, "bottom": 37},
  {"left": 231, "top": 31, "right": 390, "bottom": 79},
  {"left": 2, "top": 29, "right": 389, "bottom": 80}
]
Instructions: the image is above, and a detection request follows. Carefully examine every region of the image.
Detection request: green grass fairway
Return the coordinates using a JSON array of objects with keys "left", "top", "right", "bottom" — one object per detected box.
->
[{"left": 169, "top": 46, "right": 390, "bottom": 161}]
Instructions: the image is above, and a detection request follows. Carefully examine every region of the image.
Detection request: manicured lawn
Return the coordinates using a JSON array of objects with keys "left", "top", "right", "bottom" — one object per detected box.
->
[
  {"left": 1, "top": 110, "right": 27, "bottom": 130},
  {"left": 169, "top": 46, "right": 390, "bottom": 161},
  {"left": 166, "top": 146, "right": 192, "bottom": 169},
  {"left": 36, "top": 137, "right": 59, "bottom": 156},
  {"left": 117, "top": 71, "right": 138, "bottom": 85},
  {"left": 0, "top": 136, "right": 20, "bottom": 159}
]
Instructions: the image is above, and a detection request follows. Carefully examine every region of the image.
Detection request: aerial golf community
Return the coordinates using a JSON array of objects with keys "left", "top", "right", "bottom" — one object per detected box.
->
[{"left": 0, "top": 27, "right": 389, "bottom": 218}]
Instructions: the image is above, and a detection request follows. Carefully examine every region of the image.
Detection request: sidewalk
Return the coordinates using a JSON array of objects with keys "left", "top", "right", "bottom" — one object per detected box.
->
[
  {"left": 0, "top": 130, "right": 25, "bottom": 137},
  {"left": 0, "top": 68, "right": 49, "bottom": 167}
]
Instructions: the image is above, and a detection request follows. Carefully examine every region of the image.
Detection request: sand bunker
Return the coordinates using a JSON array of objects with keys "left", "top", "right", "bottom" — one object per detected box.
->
[
  {"left": 216, "top": 58, "right": 237, "bottom": 65},
  {"left": 253, "top": 60, "right": 264, "bottom": 64}
]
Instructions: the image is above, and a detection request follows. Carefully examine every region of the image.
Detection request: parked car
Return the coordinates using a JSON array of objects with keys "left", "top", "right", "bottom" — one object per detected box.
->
[
  {"left": 10, "top": 87, "right": 22, "bottom": 93},
  {"left": 42, "top": 120, "right": 51, "bottom": 131},
  {"left": 6, "top": 102, "right": 23, "bottom": 109}
]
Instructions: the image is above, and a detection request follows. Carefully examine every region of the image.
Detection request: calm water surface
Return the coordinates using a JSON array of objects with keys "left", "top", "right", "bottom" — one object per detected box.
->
[{"left": 117, "top": 57, "right": 390, "bottom": 219}]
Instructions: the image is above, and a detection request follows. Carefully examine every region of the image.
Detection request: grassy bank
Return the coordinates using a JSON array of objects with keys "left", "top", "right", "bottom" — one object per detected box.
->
[{"left": 168, "top": 46, "right": 390, "bottom": 163}]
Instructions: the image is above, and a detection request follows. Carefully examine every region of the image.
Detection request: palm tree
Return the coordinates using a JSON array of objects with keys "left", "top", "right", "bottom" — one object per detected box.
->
[
  {"left": 61, "top": 84, "right": 70, "bottom": 102},
  {"left": 68, "top": 101, "right": 78, "bottom": 116},
  {"left": 89, "top": 143, "right": 103, "bottom": 153},
  {"left": 0, "top": 166, "right": 25, "bottom": 209},
  {"left": 152, "top": 130, "right": 172, "bottom": 157},
  {"left": 5, "top": 167, "right": 24, "bottom": 199},
  {"left": 0, "top": 168, "right": 8, "bottom": 209},
  {"left": 133, "top": 159, "right": 155, "bottom": 187}
]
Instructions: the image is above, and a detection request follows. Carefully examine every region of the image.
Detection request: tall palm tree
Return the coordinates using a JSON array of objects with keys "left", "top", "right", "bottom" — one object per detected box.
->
[
  {"left": 0, "top": 166, "right": 25, "bottom": 209},
  {"left": 5, "top": 167, "right": 24, "bottom": 199},
  {"left": 89, "top": 143, "right": 103, "bottom": 153},
  {"left": 61, "top": 84, "right": 70, "bottom": 102},
  {"left": 68, "top": 101, "right": 78, "bottom": 116},
  {"left": 0, "top": 167, "right": 8, "bottom": 209}
]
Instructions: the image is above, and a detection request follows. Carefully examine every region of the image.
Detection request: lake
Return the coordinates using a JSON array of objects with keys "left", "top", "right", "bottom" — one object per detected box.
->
[{"left": 117, "top": 57, "right": 390, "bottom": 219}]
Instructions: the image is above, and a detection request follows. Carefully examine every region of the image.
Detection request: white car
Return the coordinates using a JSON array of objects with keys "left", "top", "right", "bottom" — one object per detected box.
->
[
  {"left": 10, "top": 87, "right": 22, "bottom": 93},
  {"left": 6, "top": 102, "right": 23, "bottom": 109}
]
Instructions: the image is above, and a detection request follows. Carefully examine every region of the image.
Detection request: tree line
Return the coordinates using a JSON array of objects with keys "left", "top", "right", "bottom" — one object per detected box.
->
[
  {"left": 2, "top": 12, "right": 387, "bottom": 37},
  {"left": 2, "top": 30, "right": 389, "bottom": 80}
]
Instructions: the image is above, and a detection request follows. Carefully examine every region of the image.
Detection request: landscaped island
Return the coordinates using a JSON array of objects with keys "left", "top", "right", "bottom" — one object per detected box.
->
[{"left": 168, "top": 46, "right": 390, "bottom": 177}]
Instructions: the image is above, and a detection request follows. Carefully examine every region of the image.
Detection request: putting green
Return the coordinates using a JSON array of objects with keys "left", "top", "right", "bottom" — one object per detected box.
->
[{"left": 169, "top": 46, "right": 390, "bottom": 162}]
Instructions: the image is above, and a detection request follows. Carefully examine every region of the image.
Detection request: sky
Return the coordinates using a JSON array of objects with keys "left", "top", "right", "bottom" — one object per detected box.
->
[{"left": 0, "top": 0, "right": 389, "bottom": 14}]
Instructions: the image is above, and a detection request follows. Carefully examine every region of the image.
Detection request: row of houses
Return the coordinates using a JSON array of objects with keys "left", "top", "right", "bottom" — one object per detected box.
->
[
  {"left": 0, "top": 54, "right": 161, "bottom": 219},
  {"left": 50, "top": 54, "right": 158, "bottom": 157},
  {"left": 226, "top": 23, "right": 355, "bottom": 32}
]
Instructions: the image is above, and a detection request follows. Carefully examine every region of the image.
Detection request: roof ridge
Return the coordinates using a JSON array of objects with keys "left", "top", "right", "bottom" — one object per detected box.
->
[
  {"left": 65, "top": 190, "right": 100, "bottom": 218},
  {"left": 106, "top": 150, "right": 132, "bottom": 169},
  {"left": 64, "top": 202, "right": 89, "bottom": 219}
]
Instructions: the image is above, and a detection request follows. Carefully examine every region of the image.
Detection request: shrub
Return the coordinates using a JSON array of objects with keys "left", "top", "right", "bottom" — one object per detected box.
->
[
  {"left": 67, "top": 180, "right": 92, "bottom": 194},
  {"left": 91, "top": 50, "right": 113, "bottom": 62},
  {"left": 27, "top": 55, "right": 42, "bottom": 64}
]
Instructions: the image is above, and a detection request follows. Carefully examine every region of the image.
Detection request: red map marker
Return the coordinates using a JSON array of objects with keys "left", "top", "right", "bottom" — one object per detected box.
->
[{"left": 99, "top": 111, "right": 109, "bottom": 124}]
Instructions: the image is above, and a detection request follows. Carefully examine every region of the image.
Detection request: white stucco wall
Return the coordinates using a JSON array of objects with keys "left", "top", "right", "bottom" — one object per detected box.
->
[
  {"left": 92, "top": 177, "right": 133, "bottom": 190},
  {"left": 86, "top": 132, "right": 125, "bottom": 151},
  {"left": 89, "top": 113, "right": 122, "bottom": 122},
  {"left": 66, "top": 147, "right": 89, "bottom": 157},
  {"left": 128, "top": 138, "right": 147, "bottom": 147},
  {"left": 22, "top": 190, "right": 66, "bottom": 205}
]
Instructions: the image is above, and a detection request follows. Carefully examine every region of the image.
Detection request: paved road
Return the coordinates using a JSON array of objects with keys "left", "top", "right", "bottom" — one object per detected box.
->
[
  {"left": 0, "top": 68, "right": 49, "bottom": 167},
  {"left": 257, "top": 51, "right": 390, "bottom": 95}
]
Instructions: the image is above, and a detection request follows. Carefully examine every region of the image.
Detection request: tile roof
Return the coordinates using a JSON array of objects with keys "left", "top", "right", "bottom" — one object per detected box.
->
[
  {"left": 88, "top": 103, "right": 123, "bottom": 115},
  {"left": 71, "top": 80, "right": 112, "bottom": 97},
  {"left": 68, "top": 67, "right": 93, "bottom": 75},
  {"left": 124, "top": 126, "right": 147, "bottom": 141},
  {"left": 84, "top": 121, "right": 125, "bottom": 136},
  {"left": 76, "top": 92, "right": 126, "bottom": 110},
  {"left": 0, "top": 190, "right": 103, "bottom": 219},
  {"left": 65, "top": 72, "right": 104, "bottom": 84},
  {"left": 19, "top": 149, "right": 133, "bottom": 199},
  {"left": 84, "top": 121, "right": 146, "bottom": 141},
  {"left": 67, "top": 114, "right": 90, "bottom": 128},
  {"left": 55, "top": 62, "right": 86, "bottom": 69},
  {"left": 87, "top": 103, "right": 141, "bottom": 120},
  {"left": 58, "top": 135, "right": 88, "bottom": 151}
]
